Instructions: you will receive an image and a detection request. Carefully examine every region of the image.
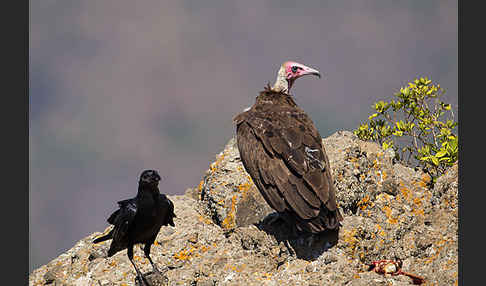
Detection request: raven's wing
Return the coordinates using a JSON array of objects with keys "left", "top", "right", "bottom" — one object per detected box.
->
[
  {"left": 105, "top": 198, "right": 138, "bottom": 256},
  {"left": 159, "top": 194, "right": 176, "bottom": 227},
  {"left": 236, "top": 104, "right": 342, "bottom": 233}
]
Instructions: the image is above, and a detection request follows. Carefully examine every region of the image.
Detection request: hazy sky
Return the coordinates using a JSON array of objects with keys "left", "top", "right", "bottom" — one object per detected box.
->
[{"left": 30, "top": 0, "right": 457, "bottom": 272}]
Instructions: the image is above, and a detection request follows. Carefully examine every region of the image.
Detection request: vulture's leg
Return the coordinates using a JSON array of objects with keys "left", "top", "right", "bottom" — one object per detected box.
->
[
  {"left": 296, "top": 232, "right": 316, "bottom": 247},
  {"left": 265, "top": 212, "right": 285, "bottom": 226},
  {"left": 127, "top": 244, "right": 148, "bottom": 286},
  {"left": 284, "top": 239, "right": 297, "bottom": 256}
]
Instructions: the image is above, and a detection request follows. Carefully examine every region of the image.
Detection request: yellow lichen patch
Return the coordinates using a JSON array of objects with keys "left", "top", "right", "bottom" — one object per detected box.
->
[
  {"left": 221, "top": 195, "right": 237, "bottom": 229},
  {"left": 237, "top": 182, "right": 252, "bottom": 193},
  {"left": 395, "top": 194, "right": 401, "bottom": 203},
  {"left": 341, "top": 229, "right": 360, "bottom": 257},
  {"left": 423, "top": 238, "right": 453, "bottom": 265},
  {"left": 360, "top": 173, "right": 366, "bottom": 181},
  {"left": 224, "top": 263, "right": 246, "bottom": 273},
  {"left": 443, "top": 258, "right": 456, "bottom": 270},
  {"left": 372, "top": 159, "right": 380, "bottom": 169},
  {"left": 153, "top": 241, "right": 159, "bottom": 246},
  {"left": 348, "top": 157, "right": 358, "bottom": 163},
  {"left": 198, "top": 215, "right": 213, "bottom": 225},
  {"left": 417, "top": 180, "right": 427, "bottom": 188},
  {"left": 376, "top": 193, "right": 392, "bottom": 203},
  {"left": 108, "top": 260, "right": 117, "bottom": 267},
  {"left": 173, "top": 245, "right": 197, "bottom": 261},
  {"left": 357, "top": 195, "right": 371, "bottom": 211},
  {"left": 375, "top": 224, "right": 386, "bottom": 237},
  {"left": 262, "top": 272, "right": 273, "bottom": 280},
  {"left": 197, "top": 180, "right": 204, "bottom": 193},
  {"left": 209, "top": 152, "right": 227, "bottom": 173},
  {"left": 413, "top": 197, "right": 423, "bottom": 208},
  {"left": 337, "top": 173, "right": 344, "bottom": 181},
  {"left": 399, "top": 185, "right": 413, "bottom": 202},
  {"left": 422, "top": 173, "right": 432, "bottom": 184},
  {"left": 382, "top": 205, "right": 398, "bottom": 224},
  {"left": 412, "top": 207, "right": 425, "bottom": 217},
  {"left": 200, "top": 245, "right": 210, "bottom": 253}
]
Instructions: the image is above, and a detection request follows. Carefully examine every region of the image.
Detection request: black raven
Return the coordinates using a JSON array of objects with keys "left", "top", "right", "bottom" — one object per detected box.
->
[{"left": 93, "top": 169, "right": 176, "bottom": 285}]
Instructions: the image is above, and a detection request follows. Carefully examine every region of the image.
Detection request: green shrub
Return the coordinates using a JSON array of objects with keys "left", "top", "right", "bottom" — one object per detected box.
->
[{"left": 354, "top": 77, "right": 458, "bottom": 180}]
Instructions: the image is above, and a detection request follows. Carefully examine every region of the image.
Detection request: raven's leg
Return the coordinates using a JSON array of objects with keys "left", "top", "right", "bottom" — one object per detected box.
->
[
  {"left": 143, "top": 242, "right": 167, "bottom": 274},
  {"left": 127, "top": 244, "right": 148, "bottom": 286}
]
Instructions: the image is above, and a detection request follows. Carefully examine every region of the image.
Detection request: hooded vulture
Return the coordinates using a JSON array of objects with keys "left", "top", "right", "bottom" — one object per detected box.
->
[{"left": 234, "top": 61, "right": 343, "bottom": 234}]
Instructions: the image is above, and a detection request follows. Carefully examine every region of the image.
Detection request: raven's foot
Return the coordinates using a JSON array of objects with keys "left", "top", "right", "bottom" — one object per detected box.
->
[
  {"left": 135, "top": 274, "right": 149, "bottom": 286},
  {"left": 151, "top": 265, "right": 168, "bottom": 276}
]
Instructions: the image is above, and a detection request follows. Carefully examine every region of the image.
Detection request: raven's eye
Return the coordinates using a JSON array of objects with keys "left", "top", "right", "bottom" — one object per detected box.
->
[{"left": 291, "top": 66, "right": 299, "bottom": 73}]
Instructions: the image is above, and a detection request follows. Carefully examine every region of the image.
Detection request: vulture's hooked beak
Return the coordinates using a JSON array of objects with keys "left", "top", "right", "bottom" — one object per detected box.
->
[{"left": 300, "top": 66, "right": 321, "bottom": 79}]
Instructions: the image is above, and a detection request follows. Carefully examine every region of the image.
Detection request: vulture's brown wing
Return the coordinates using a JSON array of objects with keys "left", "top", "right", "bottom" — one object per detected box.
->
[{"left": 236, "top": 105, "right": 342, "bottom": 232}]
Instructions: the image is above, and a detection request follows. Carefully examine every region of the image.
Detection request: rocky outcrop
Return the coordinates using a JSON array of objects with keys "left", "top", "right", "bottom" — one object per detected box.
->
[{"left": 29, "top": 131, "right": 458, "bottom": 286}]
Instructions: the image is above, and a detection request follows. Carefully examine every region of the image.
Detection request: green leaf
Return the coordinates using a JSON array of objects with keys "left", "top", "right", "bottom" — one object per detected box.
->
[
  {"left": 430, "top": 156, "right": 439, "bottom": 166},
  {"left": 435, "top": 150, "right": 447, "bottom": 158},
  {"left": 403, "top": 87, "right": 410, "bottom": 96},
  {"left": 368, "top": 113, "right": 378, "bottom": 120}
]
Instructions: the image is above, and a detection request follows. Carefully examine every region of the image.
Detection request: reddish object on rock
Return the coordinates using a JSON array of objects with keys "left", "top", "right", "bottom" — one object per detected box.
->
[{"left": 368, "top": 259, "right": 425, "bottom": 285}]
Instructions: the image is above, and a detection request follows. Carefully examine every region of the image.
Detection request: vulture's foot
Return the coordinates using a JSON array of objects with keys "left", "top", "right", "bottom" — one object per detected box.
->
[
  {"left": 284, "top": 239, "right": 296, "bottom": 257},
  {"left": 296, "top": 233, "right": 317, "bottom": 248},
  {"left": 264, "top": 212, "right": 286, "bottom": 227}
]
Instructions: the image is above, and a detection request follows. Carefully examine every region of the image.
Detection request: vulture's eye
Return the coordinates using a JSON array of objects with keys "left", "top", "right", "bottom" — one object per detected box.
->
[{"left": 291, "top": 66, "right": 299, "bottom": 73}]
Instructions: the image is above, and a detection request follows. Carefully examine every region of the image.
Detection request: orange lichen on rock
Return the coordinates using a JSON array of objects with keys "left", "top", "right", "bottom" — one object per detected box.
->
[
  {"left": 221, "top": 195, "right": 237, "bottom": 229},
  {"left": 375, "top": 224, "right": 386, "bottom": 237},
  {"left": 399, "top": 184, "right": 413, "bottom": 202},
  {"left": 209, "top": 152, "right": 227, "bottom": 173},
  {"left": 173, "top": 245, "right": 197, "bottom": 261},
  {"left": 382, "top": 205, "right": 398, "bottom": 224},
  {"left": 224, "top": 263, "right": 246, "bottom": 273},
  {"left": 357, "top": 195, "right": 372, "bottom": 211},
  {"left": 198, "top": 215, "right": 213, "bottom": 225},
  {"left": 341, "top": 229, "right": 360, "bottom": 257},
  {"left": 197, "top": 180, "right": 204, "bottom": 193},
  {"left": 237, "top": 182, "right": 252, "bottom": 193}
]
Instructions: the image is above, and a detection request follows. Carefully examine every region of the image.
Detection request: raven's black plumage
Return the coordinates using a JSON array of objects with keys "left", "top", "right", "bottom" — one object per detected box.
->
[{"left": 93, "top": 170, "right": 176, "bottom": 285}]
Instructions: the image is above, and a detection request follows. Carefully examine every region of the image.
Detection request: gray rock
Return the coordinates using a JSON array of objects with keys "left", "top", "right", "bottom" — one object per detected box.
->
[{"left": 29, "top": 131, "right": 458, "bottom": 286}]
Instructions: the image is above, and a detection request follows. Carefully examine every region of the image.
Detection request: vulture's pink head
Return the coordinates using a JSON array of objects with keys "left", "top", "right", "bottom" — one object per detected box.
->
[{"left": 272, "top": 61, "right": 321, "bottom": 93}]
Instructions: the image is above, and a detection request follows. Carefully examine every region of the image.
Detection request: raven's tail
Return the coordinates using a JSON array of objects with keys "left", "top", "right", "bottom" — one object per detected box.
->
[{"left": 93, "top": 229, "right": 113, "bottom": 244}]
